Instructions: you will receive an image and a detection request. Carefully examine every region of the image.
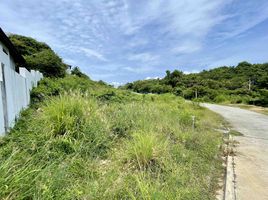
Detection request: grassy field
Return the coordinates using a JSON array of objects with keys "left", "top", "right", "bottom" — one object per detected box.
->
[{"left": 0, "top": 76, "right": 224, "bottom": 199}]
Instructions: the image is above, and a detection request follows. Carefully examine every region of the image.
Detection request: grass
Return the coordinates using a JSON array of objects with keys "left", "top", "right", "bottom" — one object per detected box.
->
[
  {"left": 122, "top": 131, "right": 169, "bottom": 170},
  {"left": 0, "top": 76, "right": 224, "bottom": 199},
  {"left": 229, "top": 130, "right": 243, "bottom": 136}
]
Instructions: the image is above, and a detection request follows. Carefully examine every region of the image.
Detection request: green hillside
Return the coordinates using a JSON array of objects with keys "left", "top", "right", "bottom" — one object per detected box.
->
[
  {"left": 122, "top": 62, "right": 268, "bottom": 106},
  {"left": 9, "top": 34, "right": 68, "bottom": 77}
]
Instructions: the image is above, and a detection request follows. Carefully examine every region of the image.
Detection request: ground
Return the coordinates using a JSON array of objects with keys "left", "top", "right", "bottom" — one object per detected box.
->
[{"left": 203, "top": 103, "right": 268, "bottom": 200}]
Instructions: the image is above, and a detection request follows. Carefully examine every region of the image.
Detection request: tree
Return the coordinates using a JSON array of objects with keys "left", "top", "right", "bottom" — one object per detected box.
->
[
  {"left": 122, "top": 62, "right": 268, "bottom": 106},
  {"left": 164, "top": 70, "right": 183, "bottom": 87},
  {"left": 25, "top": 50, "right": 67, "bottom": 77},
  {"left": 71, "top": 67, "right": 89, "bottom": 79},
  {"left": 9, "top": 34, "right": 67, "bottom": 77},
  {"left": 9, "top": 34, "right": 50, "bottom": 56}
]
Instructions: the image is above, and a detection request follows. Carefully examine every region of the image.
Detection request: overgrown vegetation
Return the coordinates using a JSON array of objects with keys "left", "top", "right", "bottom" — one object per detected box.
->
[
  {"left": 0, "top": 74, "right": 224, "bottom": 199},
  {"left": 121, "top": 61, "right": 268, "bottom": 106},
  {"left": 9, "top": 34, "right": 68, "bottom": 77},
  {"left": 0, "top": 33, "right": 227, "bottom": 199}
]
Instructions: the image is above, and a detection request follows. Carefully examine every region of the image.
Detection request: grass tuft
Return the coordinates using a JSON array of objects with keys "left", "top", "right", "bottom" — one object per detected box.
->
[{"left": 123, "top": 132, "right": 169, "bottom": 170}]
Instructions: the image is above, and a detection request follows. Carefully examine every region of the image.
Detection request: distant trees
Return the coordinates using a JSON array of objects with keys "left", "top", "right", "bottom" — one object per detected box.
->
[
  {"left": 71, "top": 67, "right": 89, "bottom": 79},
  {"left": 9, "top": 34, "right": 67, "bottom": 77},
  {"left": 122, "top": 62, "right": 268, "bottom": 106},
  {"left": 163, "top": 70, "right": 183, "bottom": 87},
  {"left": 123, "top": 79, "right": 172, "bottom": 94}
]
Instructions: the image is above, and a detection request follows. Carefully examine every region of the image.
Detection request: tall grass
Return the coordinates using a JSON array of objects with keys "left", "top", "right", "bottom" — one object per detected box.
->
[
  {"left": 122, "top": 131, "right": 169, "bottom": 170},
  {"left": 0, "top": 80, "right": 224, "bottom": 199}
]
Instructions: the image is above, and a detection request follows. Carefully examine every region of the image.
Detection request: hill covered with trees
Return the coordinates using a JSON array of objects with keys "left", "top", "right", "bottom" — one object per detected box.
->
[
  {"left": 122, "top": 62, "right": 268, "bottom": 106},
  {"left": 9, "top": 34, "right": 68, "bottom": 77}
]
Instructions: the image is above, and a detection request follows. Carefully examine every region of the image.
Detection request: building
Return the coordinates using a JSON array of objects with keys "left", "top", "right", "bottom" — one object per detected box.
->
[
  {"left": 0, "top": 28, "right": 43, "bottom": 136},
  {"left": 0, "top": 28, "right": 25, "bottom": 72}
]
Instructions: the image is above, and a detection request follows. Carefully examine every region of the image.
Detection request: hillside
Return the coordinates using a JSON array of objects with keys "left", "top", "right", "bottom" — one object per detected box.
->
[
  {"left": 9, "top": 34, "right": 68, "bottom": 77},
  {"left": 0, "top": 34, "right": 227, "bottom": 199},
  {"left": 122, "top": 62, "right": 268, "bottom": 106}
]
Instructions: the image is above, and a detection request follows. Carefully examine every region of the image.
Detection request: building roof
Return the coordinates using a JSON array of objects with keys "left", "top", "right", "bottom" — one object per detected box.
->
[{"left": 0, "top": 28, "right": 25, "bottom": 64}]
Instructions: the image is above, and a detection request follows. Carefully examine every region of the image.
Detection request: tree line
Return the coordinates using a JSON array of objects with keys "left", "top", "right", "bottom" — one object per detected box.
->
[{"left": 121, "top": 62, "right": 268, "bottom": 106}]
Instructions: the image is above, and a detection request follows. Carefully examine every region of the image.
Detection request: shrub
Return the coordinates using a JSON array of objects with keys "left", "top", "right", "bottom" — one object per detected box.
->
[
  {"left": 25, "top": 49, "right": 67, "bottom": 77},
  {"left": 9, "top": 34, "right": 67, "bottom": 77}
]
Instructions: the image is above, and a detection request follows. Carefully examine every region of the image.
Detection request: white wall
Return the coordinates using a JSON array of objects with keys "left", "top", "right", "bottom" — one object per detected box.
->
[
  {"left": 0, "top": 40, "right": 10, "bottom": 135},
  {"left": 0, "top": 41, "right": 10, "bottom": 70},
  {"left": 0, "top": 41, "right": 43, "bottom": 136},
  {"left": 0, "top": 78, "right": 4, "bottom": 135}
]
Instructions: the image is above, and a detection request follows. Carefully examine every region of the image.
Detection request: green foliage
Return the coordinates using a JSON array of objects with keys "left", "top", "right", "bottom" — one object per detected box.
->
[
  {"left": 122, "top": 79, "right": 172, "bottom": 94},
  {"left": 123, "top": 62, "right": 268, "bottom": 106},
  {"left": 25, "top": 49, "right": 67, "bottom": 77},
  {"left": 0, "top": 76, "right": 224, "bottom": 199},
  {"left": 122, "top": 131, "right": 168, "bottom": 169},
  {"left": 9, "top": 34, "right": 67, "bottom": 77},
  {"left": 257, "top": 89, "right": 268, "bottom": 106},
  {"left": 9, "top": 34, "right": 50, "bottom": 56},
  {"left": 71, "top": 67, "right": 89, "bottom": 79}
]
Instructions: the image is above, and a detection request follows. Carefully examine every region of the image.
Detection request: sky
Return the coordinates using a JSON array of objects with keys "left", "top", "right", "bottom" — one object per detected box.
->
[{"left": 0, "top": 0, "right": 268, "bottom": 86}]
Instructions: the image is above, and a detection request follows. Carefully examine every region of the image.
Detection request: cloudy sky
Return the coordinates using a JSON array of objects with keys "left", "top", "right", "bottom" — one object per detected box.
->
[{"left": 1, "top": 0, "right": 268, "bottom": 85}]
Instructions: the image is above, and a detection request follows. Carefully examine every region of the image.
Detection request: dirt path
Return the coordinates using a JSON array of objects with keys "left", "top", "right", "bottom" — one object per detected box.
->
[{"left": 203, "top": 103, "right": 268, "bottom": 200}]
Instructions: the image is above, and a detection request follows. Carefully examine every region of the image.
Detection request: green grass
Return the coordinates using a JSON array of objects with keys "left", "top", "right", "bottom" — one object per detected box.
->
[
  {"left": 0, "top": 76, "right": 224, "bottom": 199},
  {"left": 229, "top": 130, "right": 243, "bottom": 136}
]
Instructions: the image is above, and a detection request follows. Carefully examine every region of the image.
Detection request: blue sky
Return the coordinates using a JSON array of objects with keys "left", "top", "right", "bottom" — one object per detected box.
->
[{"left": 1, "top": 0, "right": 268, "bottom": 86}]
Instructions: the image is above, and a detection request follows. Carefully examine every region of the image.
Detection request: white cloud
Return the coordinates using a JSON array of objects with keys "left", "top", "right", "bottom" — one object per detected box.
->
[
  {"left": 79, "top": 47, "right": 108, "bottom": 62},
  {"left": 128, "top": 53, "right": 159, "bottom": 63},
  {"left": 215, "top": 5, "right": 268, "bottom": 39},
  {"left": 128, "top": 38, "right": 148, "bottom": 48},
  {"left": 1, "top": 0, "right": 268, "bottom": 84},
  {"left": 172, "top": 41, "right": 202, "bottom": 54},
  {"left": 183, "top": 70, "right": 200, "bottom": 74},
  {"left": 123, "top": 66, "right": 155, "bottom": 73},
  {"left": 111, "top": 81, "right": 123, "bottom": 88},
  {"left": 63, "top": 58, "right": 76, "bottom": 65},
  {"left": 145, "top": 76, "right": 160, "bottom": 80}
]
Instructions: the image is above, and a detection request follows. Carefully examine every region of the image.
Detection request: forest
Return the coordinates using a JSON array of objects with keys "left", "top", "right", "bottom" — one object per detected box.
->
[{"left": 121, "top": 62, "right": 268, "bottom": 106}]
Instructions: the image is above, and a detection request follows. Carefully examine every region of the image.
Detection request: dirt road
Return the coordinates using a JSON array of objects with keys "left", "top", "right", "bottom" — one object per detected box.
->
[{"left": 203, "top": 103, "right": 268, "bottom": 200}]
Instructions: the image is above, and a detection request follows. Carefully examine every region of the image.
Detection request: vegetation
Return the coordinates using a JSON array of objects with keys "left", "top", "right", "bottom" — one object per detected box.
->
[
  {"left": 0, "top": 33, "right": 227, "bottom": 199},
  {"left": 71, "top": 66, "right": 89, "bottom": 79},
  {"left": 0, "top": 74, "right": 224, "bottom": 199},
  {"left": 122, "top": 62, "right": 268, "bottom": 106},
  {"left": 9, "top": 34, "right": 68, "bottom": 77}
]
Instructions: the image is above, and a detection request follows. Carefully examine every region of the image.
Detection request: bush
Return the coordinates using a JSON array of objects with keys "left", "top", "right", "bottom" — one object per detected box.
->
[
  {"left": 71, "top": 67, "right": 89, "bottom": 79},
  {"left": 9, "top": 34, "right": 67, "bottom": 77},
  {"left": 25, "top": 50, "right": 67, "bottom": 77}
]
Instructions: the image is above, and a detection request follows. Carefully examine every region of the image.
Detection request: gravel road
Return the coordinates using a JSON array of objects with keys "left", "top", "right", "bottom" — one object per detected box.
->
[{"left": 203, "top": 103, "right": 268, "bottom": 200}]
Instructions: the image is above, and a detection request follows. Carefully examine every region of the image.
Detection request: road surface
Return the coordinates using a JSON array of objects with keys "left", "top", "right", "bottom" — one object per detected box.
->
[{"left": 203, "top": 103, "right": 268, "bottom": 200}]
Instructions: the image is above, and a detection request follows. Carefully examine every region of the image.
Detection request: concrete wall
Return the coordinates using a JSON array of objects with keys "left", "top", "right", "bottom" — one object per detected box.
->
[
  {"left": 0, "top": 68, "right": 4, "bottom": 134},
  {"left": 0, "top": 41, "right": 10, "bottom": 70},
  {"left": 0, "top": 41, "right": 43, "bottom": 136}
]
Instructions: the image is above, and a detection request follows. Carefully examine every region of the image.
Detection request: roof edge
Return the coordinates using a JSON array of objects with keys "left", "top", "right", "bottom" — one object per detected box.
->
[{"left": 0, "top": 27, "right": 25, "bottom": 65}]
